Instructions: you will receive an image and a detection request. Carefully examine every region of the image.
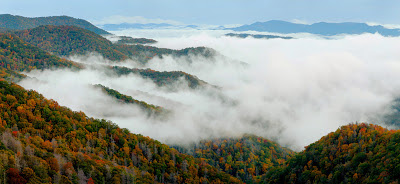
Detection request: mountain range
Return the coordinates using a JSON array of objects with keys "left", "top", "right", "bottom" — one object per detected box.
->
[
  {"left": 225, "top": 33, "right": 293, "bottom": 39},
  {"left": 101, "top": 23, "right": 201, "bottom": 31},
  {"left": 0, "top": 14, "right": 400, "bottom": 183},
  {"left": 100, "top": 20, "right": 400, "bottom": 37},
  {"left": 12, "top": 25, "right": 215, "bottom": 64},
  {"left": 229, "top": 20, "right": 400, "bottom": 36}
]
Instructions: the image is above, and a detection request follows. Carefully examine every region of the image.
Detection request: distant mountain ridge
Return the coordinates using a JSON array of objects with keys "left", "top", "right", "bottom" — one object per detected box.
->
[
  {"left": 101, "top": 23, "right": 200, "bottom": 30},
  {"left": 102, "top": 23, "right": 174, "bottom": 30},
  {"left": 230, "top": 20, "right": 400, "bottom": 36},
  {"left": 225, "top": 33, "right": 293, "bottom": 39},
  {"left": 0, "top": 14, "right": 110, "bottom": 35}
]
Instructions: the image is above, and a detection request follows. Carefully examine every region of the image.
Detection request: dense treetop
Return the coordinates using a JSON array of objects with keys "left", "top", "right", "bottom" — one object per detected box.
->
[
  {"left": 14, "top": 25, "right": 216, "bottom": 63},
  {"left": 0, "top": 33, "right": 81, "bottom": 73},
  {"left": 175, "top": 134, "right": 294, "bottom": 183},
  {"left": 0, "top": 25, "right": 243, "bottom": 183},
  {"left": 0, "top": 80, "right": 242, "bottom": 184},
  {"left": 0, "top": 68, "right": 27, "bottom": 83},
  {"left": 93, "top": 84, "right": 165, "bottom": 115},
  {"left": 263, "top": 123, "right": 400, "bottom": 184},
  {"left": 110, "top": 66, "right": 208, "bottom": 89},
  {"left": 14, "top": 25, "right": 128, "bottom": 61},
  {"left": 114, "top": 36, "right": 157, "bottom": 45}
]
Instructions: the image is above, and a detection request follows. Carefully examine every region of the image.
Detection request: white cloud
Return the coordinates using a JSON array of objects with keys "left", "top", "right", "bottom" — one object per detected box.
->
[
  {"left": 291, "top": 19, "right": 311, "bottom": 25},
  {"left": 366, "top": 22, "right": 400, "bottom": 29},
  {"left": 91, "top": 15, "right": 237, "bottom": 30},
  {"left": 287, "top": 20, "right": 400, "bottom": 30},
  {"left": 19, "top": 30, "right": 400, "bottom": 151},
  {"left": 222, "top": 24, "right": 244, "bottom": 28}
]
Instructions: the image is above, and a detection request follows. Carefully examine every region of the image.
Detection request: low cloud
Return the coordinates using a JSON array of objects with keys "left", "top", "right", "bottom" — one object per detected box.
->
[
  {"left": 19, "top": 31, "right": 400, "bottom": 151},
  {"left": 366, "top": 22, "right": 400, "bottom": 29},
  {"left": 291, "top": 19, "right": 311, "bottom": 25}
]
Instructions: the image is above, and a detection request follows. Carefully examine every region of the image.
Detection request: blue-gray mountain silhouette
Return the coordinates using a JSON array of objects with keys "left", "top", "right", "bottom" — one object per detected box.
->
[
  {"left": 102, "top": 23, "right": 200, "bottom": 30},
  {"left": 230, "top": 20, "right": 400, "bottom": 36}
]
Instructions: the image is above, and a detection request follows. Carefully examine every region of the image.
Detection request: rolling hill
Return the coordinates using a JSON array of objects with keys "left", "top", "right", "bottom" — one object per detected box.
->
[
  {"left": 0, "top": 14, "right": 110, "bottom": 35},
  {"left": 0, "top": 33, "right": 81, "bottom": 72},
  {"left": 230, "top": 20, "right": 400, "bottom": 36},
  {"left": 263, "top": 123, "right": 400, "bottom": 183},
  {"left": 225, "top": 33, "right": 293, "bottom": 39},
  {"left": 0, "top": 80, "right": 242, "bottom": 183},
  {"left": 110, "top": 66, "right": 208, "bottom": 89},
  {"left": 114, "top": 36, "right": 157, "bottom": 45},
  {"left": 93, "top": 84, "right": 165, "bottom": 115},
  {"left": 174, "top": 134, "right": 295, "bottom": 183},
  {"left": 0, "top": 33, "right": 81, "bottom": 83},
  {"left": 3, "top": 14, "right": 400, "bottom": 184},
  {"left": 14, "top": 25, "right": 217, "bottom": 63},
  {"left": 14, "top": 25, "right": 128, "bottom": 61}
]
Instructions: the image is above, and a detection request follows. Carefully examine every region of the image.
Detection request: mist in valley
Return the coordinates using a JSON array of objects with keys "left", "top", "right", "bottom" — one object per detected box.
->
[{"left": 18, "top": 31, "right": 400, "bottom": 151}]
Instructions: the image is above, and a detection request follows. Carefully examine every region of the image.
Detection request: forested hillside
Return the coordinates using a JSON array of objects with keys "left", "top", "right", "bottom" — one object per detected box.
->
[
  {"left": 0, "top": 14, "right": 110, "bottom": 35},
  {"left": 115, "top": 44, "right": 216, "bottom": 64},
  {"left": 0, "top": 22, "right": 246, "bottom": 183},
  {"left": 14, "top": 25, "right": 216, "bottom": 63},
  {"left": 175, "top": 135, "right": 294, "bottom": 183},
  {"left": 110, "top": 66, "right": 208, "bottom": 89},
  {"left": 0, "top": 80, "right": 242, "bottom": 183},
  {"left": 114, "top": 36, "right": 157, "bottom": 45},
  {"left": 3, "top": 75, "right": 399, "bottom": 184},
  {"left": 93, "top": 84, "right": 165, "bottom": 115},
  {"left": 14, "top": 25, "right": 128, "bottom": 61},
  {"left": 0, "top": 33, "right": 81, "bottom": 83},
  {"left": 0, "top": 68, "right": 27, "bottom": 83},
  {"left": 2, "top": 14, "right": 400, "bottom": 184},
  {"left": 263, "top": 123, "right": 400, "bottom": 183},
  {"left": 0, "top": 33, "right": 80, "bottom": 72},
  {"left": 2, "top": 26, "right": 209, "bottom": 91}
]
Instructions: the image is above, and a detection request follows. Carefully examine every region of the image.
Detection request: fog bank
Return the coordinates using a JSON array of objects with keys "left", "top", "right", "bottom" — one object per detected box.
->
[{"left": 20, "top": 31, "right": 400, "bottom": 150}]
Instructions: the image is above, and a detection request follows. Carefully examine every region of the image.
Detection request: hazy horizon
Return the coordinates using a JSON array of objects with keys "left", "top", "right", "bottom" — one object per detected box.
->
[{"left": 1, "top": 0, "right": 400, "bottom": 28}]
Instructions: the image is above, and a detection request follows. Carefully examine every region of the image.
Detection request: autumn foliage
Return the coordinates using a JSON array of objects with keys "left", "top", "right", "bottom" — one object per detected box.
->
[
  {"left": 13, "top": 25, "right": 216, "bottom": 64},
  {"left": 0, "top": 80, "right": 241, "bottom": 183},
  {"left": 175, "top": 134, "right": 294, "bottom": 183},
  {"left": 263, "top": 123, "right": 400, "bottom": 183},
  {"left": 0, "top": 33, "right": 81, "bottom": 72}
]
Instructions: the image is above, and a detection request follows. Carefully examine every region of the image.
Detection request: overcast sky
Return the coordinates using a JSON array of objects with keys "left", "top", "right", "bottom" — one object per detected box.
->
[{"left": 1, "top": 0, "right": 399, "bottom": 26}]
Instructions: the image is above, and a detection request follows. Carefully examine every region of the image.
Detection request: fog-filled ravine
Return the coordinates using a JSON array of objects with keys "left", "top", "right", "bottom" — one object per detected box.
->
[{"left": 18, "top": 30, "right": 400, "bottom": 151}]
